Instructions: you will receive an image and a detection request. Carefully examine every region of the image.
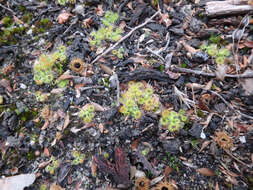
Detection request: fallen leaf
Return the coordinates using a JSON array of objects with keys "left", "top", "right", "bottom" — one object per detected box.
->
[
  {"left": 0, "top": 173, "right": 36, "bottom": 190},
  {"left": 100, "top": 64, "right": 114, "bottom": 75},
  {"left": 196, "top": 168, "right": 215, "bottom": 176},
  {"left": 95, "top": 4, "right": 104, "bottom": 16},
  {"left": 239, "top": 69, "right": 253, "bottom": 95},
  {"left": 0, "top": 79, "right": 12, "bottom": 92},
  {"left": 50, "top": 183, "right": 64, "bottom": 190},
  {"left": 63, "top": 113, "right": 70, "bottom": 130},
  {"left": 158, "top": 13, "right": 172, "bottom": 28},
  {"left": 91, "top": 102, "right": 106, "bottom": 112},
  {"left": 215, "top": 64, "right": 227, "bottom": 81},
  {"left": 82, "top": 17, "right": 93, "bottom": 28},
  {"left": 58, "top": 12, "right": 72, "bottom": 24}
]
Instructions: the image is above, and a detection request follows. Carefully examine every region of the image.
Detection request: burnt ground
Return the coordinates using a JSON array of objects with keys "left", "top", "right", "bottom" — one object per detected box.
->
[{"left": 0, "top": 0, "right": 253, "bottom": 190}]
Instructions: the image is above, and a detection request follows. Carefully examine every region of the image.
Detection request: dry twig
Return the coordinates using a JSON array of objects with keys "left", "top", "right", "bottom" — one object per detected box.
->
[
  {"left": 91, "top": 11, "right": 160, "bottom": 64},
  {"left": 171, "top": 66, "right": 253, "bottom": 79}
]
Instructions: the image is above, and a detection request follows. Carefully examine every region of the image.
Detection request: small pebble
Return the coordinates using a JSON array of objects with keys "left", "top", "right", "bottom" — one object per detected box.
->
[{"left": 20, "top": 83, "right": 27, "bottom": 89}]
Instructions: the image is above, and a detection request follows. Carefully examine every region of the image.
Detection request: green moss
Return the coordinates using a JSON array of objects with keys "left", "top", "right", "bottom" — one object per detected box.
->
[
  {"left": 209, "top": 34, "right": 222, "bottom": 44},
  {"left": 33, "top": 18, "right": 53, "bottom": 34},
  {"left": 2, "top": 16, "right": 13, "bottom": 27},
  {"left": 22, "top": 13, "right": 33, "bottom": 23}
]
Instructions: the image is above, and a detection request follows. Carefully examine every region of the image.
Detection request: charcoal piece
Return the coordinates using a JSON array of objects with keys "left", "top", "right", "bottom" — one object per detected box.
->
[
  {"left": 117, "top": 68, "right": 174, "bottom": 83},
  {"left": 169, "top": 27, "right": 184, "bottom": 36},
  {"left": 104, "top": 107, "right": 118, "bottom": 121},
  {"left": 192, "top": 51, "right": 209, "bottom": 64},
  {"left": 162, "top": 139, "right": 181, "bottom": 154},
  {"left": 134, "top": 151, "right": 160, "bottom": 176},
  {"left": 190, "top": 18, "right": 204, "bottom": 33},
  {"left": 189, "top": 123, "right": 203, "bottom": 138}
]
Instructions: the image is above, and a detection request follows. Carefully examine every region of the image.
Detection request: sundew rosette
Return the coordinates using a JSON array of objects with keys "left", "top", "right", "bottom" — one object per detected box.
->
[
  {"left": 79, "top": 104, "right": 95, "bottom": 123},
  {"left": 119, "top": 81, "right": 160, "bottom": 119},
  {"left": 160, "top": 109, "right": 188, "bottom": 132}
]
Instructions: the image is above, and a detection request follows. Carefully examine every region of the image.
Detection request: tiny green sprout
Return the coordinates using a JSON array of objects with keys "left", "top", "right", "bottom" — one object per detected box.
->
[
  {"left": 216, "top": 56, "right": 225, "bottom": 65},
  {"left": 141, "top": 148, "right": 150, "bottom": 156},
  {"left": 206, "top": 47, "right": 217, "bottom": 57},
  {"left": 209, "top": 34, "right": 222, "bottom": 44},
  {"left": 72, "top": 150, "right": 85, "bottom": 165},
  {"left": 45, "top": 156, "right": 60, "bottom": 175},
  {"left": 56, "top": 79, "right": 69, "bottom": 88},
  {"left": 40, "top": 184, "right": 48, "bottom": 190}
]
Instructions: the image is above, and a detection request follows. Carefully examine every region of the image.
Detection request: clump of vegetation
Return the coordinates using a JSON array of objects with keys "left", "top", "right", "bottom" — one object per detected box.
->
[
  {"left": 160, "top": 109, "right": 188, "bottom": 132},
  {"left": 33, "top": 46, "right": 67, "bottom": 85},
  {"left": 33, "top": 18, "right": 53, "bottom": 34},
  {"left": 90, "top": 11, "right": 123, "bottom": 46},
  {"left": 72, "top": 150, "right": 86, "bottom": 165},
  {"left": 57, "top": 0, "right": 76, "bottom": 5},
  {"left": 112, "top": 47, "right": 124, "bottom": 59},
  {"left": 79, "top": 104, "right": 95, "bottom": 123},
  {"left": 35, "top": 91, "right": 50, "bottom": 102},
  {"left": 200, "top": 44, "right": 230, "bottom": 64},
  {"left": 119, "top": 81, "right": 160, "bottom": 119},
  {"left": 45, "top": 156, "right": 60, "bottom": 175},
  {"left": 200, "top": 34, "right": 230, "bottom": 65},
  {"left": 0, "top": 16, "right": 27, "bottom": 45}
]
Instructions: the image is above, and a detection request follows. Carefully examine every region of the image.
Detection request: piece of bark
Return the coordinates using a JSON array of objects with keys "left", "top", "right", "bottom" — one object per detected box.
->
[{"left": 205, "top": 0, "right": 253, "bottom": 17}]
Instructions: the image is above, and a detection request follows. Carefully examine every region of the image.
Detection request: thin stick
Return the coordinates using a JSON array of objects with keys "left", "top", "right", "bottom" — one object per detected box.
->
[
  {"left": 0, "top": 3, "right": 15, "bottom": 15},
  {"left": 209, "top": 90, "right": 253, "bottom": 120},
  {"left": 91, "top": 11, "right": 160, "bottom": 64},
  {"left": 171, "top": 65, "right": 253, "bottom": 79}
]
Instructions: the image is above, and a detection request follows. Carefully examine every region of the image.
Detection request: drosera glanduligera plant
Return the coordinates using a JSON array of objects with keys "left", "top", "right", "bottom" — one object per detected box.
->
[
  {"left": 200, "top": 34, "right": 230, "bottom": 65},
  {"left": 160, "top": 109, "right": 188, "bottom": 132},
  {"left": 90, "top": 11, "right": 123, "bottom": 47},
  {"left": 79, "top": 104, "right": 95, "bottom": 123},
  {"left": 119, "top": 81, "right": 160, "bottom": 119},
  {"left": 33, "top": 45, "right": 68, "bottom": 86}
]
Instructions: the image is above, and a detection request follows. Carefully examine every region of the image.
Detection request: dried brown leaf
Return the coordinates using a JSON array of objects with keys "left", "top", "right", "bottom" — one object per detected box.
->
[
  {"left": 196, "top": 168, "right": 215, "bottom": 176},
  {"left": 95, "top": 5, "right": 104, "bottom": 16},
  {"left": 239, "top": 69, "right": 253, "bottom": 95},
  {"left": 63, "top": 113, "right": 70, "bottom": 130},
  {"left": 91, "top": 102, "right": 106, "bottom": 112},
  {"left": 82, "top": 17, "right": 93, "bottom": 28},
  {"left": 50, "top": 183, "right": 64, "bottom": 190},
  {"left": 0, "top": 79, "right": 12, "bottom": 92},
  {"left": 58, "top": 12, "right": 72, "bottom": 24},
  {"left": 199, "top": 140, "right": 211, "bottom": 153},
  {"left": 100, "top": 64, "right": 114, "bottom": 75}
]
